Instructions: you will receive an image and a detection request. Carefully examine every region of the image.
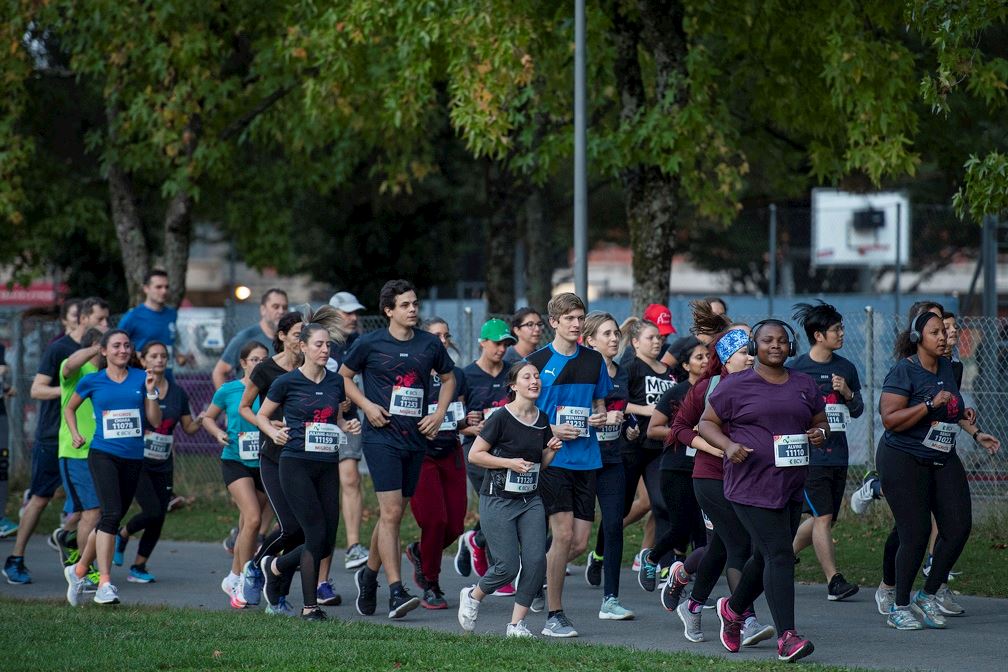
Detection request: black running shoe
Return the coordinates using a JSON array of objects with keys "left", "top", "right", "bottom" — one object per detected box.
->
[
  {"left": 421, "top": 583, "right": 447, "bottom": 610},
  {"left": 388, "top": 587, "right": 421, "bottom": 619},
  {"left": 301, "top": 606, "right": 328, "bottom": 621},
  {"left": 585, "top": 551, "right": 602, "bottom": 587},
  {"left": 405, "top": 541, "right": 428, "bottom": 591},
  {"left": 827, "top": 573, "right": 859, "bottom": 601},
  {"left": 453, "top": 532, "right": 472, "bottom": 577},
  {"left": 260, "top": 556, "right": 282, "bottom": 606},
  {"left": 355, "top": 567, "right": 378, "bottom": 616}
]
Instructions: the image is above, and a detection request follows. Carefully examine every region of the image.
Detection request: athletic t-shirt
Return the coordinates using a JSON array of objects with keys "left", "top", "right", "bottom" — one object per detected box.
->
[
  {"left": 118, "top": 304, "right": 178, "bottom": 358},
  {"left": 461, "top": 360, "right": 510, "bottom": 448},
  {"left": 882, "top": 356, "right": 964, "bottom": 464},
  {"left": 708, "top": 368, "right": 824, "bottom": 509},
  {"left": 478, "top": 406, "right": 553, "bottom": 498},
  {"left": 658, "top": 381, "right": 693, "bottom": 472},
  {"left": 267, "top": 368, "right": 347, "bottom": 462},
  {"left": 74, "top": 368, "right": 150, "bottom": 460},
  {"left": 503, "top": 344, "right": 530, "bottom": 366},
  {"left": 212, "top": 379, "right": 261, "bottom": 468},
  {"left": 142, "top": 382, "right": 191, "bottom": 472},
  {"left": 625, "top": 357, "right": 676, "bottom": 453},
  {"left": 36, "top": 334, "right": 82, "bottom": 442},
  {"left": 789, "top": 353, "right": 864, "bottom": 467},
  {"left": 326, "top": 332, "right": 360, "bottom": 417},
  {"left": 58, "top": 359, "right": 98, "bottom": 459},
  {"left": 341, "top": 329, "right": 454, "bottom": 452},
  {"left": 598, "top": 363, "right": 629, "bottom": 465},
  {"left": 526, "top": 343, "right": 613, "bottom": 471},
  {"left": 249, "top": 357, "right": 292, "bottom": 461},
  {"left": 426, "top": 366, "right": 467, "bottom": 458},
  {"left": 221, "top": 323, "right": 275, "bottom": 373}
]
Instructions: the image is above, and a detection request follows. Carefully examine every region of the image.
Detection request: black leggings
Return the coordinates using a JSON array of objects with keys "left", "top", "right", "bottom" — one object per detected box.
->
[
  {"left": 280, "top": 457, "right": 340, "bottom": 608},
  {"left": 595, "top": 461, "right": 625, "bottom": 597},
  {"left": 124, "top": 466, "right": 172, "bottom": 559},
  {"left": 878, "top": 443, "right": 972, "bottom": 606},
  {"left": 691, "top": 477, "right": 753, "bottom": 603},
  {"left": 594, "top": 450, "right": 666, "bottom": 559},
  {"left": 729, "top": 500, "right": 802, "bottom": 633},
  {"left": 255, "top": 450, "right": 305, "bottom": 564},
  {"left": 88, "top": 451, "right": 142, "bottom": 535},
  {"left": 651, "top": 469, "right": 705, "bottom": 561}
]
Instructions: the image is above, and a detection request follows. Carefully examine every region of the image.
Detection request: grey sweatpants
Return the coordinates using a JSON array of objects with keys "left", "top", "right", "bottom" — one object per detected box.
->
[{"left": 477, "top": 493, "right": 547, "bottom": 608}]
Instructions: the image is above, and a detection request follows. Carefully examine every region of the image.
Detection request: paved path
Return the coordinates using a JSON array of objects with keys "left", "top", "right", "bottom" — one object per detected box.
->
[{"left": 3, "top": 535, "right": 1004, "bottom": 671}]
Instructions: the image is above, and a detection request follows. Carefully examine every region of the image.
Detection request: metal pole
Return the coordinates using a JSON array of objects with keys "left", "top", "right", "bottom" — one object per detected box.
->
[
  {"left": 769, "top": 204, "right": 777, "bottom": 316},
  {"left": 894, "top": 202, "right": 901, "bottom": 322},
  {"left": 864, "top": 305, "right": 875, "bottom": 471},
  {"left": 983, "top": 215, "right": 997, "bottom": 318},
  {"left": 573, "top": 0, "right": 588, "bottom": 305}
]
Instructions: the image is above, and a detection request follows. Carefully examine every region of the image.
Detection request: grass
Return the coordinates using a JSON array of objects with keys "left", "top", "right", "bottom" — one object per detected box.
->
[{"left": 0, "top": 597, "right": 865, "bottom": 672}]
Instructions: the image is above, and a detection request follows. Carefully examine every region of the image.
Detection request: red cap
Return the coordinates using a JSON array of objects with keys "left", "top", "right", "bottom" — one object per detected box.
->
[{"left": 643, "top": 303, "right": 676, "bottom": 336}]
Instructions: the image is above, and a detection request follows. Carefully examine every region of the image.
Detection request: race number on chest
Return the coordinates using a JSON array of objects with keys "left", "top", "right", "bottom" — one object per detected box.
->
[
  {"left": 389, "top": 386, "right": 423, "bottom": 417},
  {"left": 143, "top": 432, "right": 173, "bottom": 461},
  {"left": 504, "top": 463, "right": 540, "bottom": 494},
  {"left": 305, "top": 422, "right": 346, "bottom": 453},
  {"left": 773, "top": 434, "right": 809, "bottom": 467},
  {"left": 238, "top": 431, "right": 260, "bottom": 460},
  {"left": 557, "top": 406, "right": 590, "bottom": 437},
  {"left": 103, "top": 408, "right": 142, "bottom": 440},
  {"left": 922, "top": 421, "right": 959, "bottom": 453}
]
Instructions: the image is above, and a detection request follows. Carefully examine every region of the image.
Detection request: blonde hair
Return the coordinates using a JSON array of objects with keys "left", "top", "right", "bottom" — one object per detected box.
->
[
  {"left": 583, "top": 311, "right": 619, "bottom": 346},
  {"left": 304, "top": 304, "right": 346, "bottom": 345},
  {"left": 617, "top": 316, "right": 655, "bottom": 360}
]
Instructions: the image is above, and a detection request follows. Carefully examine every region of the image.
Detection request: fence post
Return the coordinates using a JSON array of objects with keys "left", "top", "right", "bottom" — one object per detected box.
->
[{"left": 864, "top": 305, "right": 875, "bottom": 470}]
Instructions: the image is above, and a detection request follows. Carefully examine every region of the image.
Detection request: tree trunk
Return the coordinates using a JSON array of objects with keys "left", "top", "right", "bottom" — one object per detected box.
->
[
  {"left": 524, "top": 186, "right": 552, "bottom": 311},
  {"left": 484, "top": 161, "right": 519, "bottom": 315},
  {"left": 162, "top": 191, "right": 193, "bottom": 306},
  {"left": 107, "top": 161, "right": 149, "bottom": 305}
]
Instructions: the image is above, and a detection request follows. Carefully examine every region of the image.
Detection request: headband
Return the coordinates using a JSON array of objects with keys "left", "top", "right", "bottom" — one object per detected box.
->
[{"left": 716, "top": 328, "right": 749, "bottom": 363}]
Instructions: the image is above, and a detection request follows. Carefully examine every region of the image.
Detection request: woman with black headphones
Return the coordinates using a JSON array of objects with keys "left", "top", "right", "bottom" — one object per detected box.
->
[{"left": 698, "top": 319, "right": 828, "bottom": 663}]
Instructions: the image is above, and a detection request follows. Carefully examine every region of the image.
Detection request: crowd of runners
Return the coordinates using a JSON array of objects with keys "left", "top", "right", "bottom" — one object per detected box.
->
[{"left": 1, "top": 271, "right": 1000, "bottom": 663}]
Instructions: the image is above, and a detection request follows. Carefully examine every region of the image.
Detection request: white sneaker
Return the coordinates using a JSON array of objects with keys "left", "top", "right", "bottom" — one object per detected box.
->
[
  {"left": 935, "top": 585, "right": 965, "bottom": 616},
  {"left": 741, "top": 615, "right": 775, "bottom": 646},
  {"left": 458, "top": 586, "right": 480, "bottom": 632},
  {"left": 875, "top": 585, "right": 895, "bottom": 616},
  {"left": 506, "top": 619, "right": 534, "bottom": 638},
  {"left": 221, "top": 573, "right": 239, "bottom": 598},
  {"left": 94, "top": 582, "right": 120, "bottom": 605},
  {"left": 64, "top": 565, "right": 85, "bottom": 607},
  {"left": 631, "top": 551, "right": 642, "bottom": 573}
]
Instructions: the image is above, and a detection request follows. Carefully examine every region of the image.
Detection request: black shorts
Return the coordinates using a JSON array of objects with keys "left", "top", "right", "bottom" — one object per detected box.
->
[
  {"left": 803, "top": 465, "right": 847, "bottom": 520},
  {"left": 221, "top": 459, "right": 264, "bottom": 492},
  {"left": 539, "top": 466, "right": 596, "bottom": 522}
]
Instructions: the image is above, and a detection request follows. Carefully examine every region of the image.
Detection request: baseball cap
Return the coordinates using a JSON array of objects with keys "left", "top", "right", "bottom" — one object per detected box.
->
[
  {"left": 643, "top": 303, "right": 676, "bottom": 336},
  {"left": 479, "top": 318, "right": 517, "bottom": 343},
  {"left": 329, "top": 291, "right": 365, "bottom": 313}
]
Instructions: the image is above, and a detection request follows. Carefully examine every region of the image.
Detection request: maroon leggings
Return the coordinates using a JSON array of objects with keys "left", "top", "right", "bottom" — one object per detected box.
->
[{"left": 409, "top": 446, "right": 468, "bottom": 583}]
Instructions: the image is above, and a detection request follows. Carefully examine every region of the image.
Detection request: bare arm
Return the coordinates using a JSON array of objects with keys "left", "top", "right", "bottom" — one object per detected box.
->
[
  {"left": 238, "top": 377, "right": 261, "bottom": 427},
  {"left": 211, "top": 359, "right": 233, "bottom": 389},
  {"left": 63, "top": 393, "right": 86, "bottom": 449},
  {"left": 879, "top": 392, "right": 930, "bottom": 432},
  {"left": 647, "top": 409, "right": 671, "bottom": 443},
  {"left": 201, "top": 403, "right": 230, "bottom": 446},
  {"left": 418, "top": 369, "right": 455, "bottom": 437},
  {"left": 30, "top": 373, "right": 60, "bottom": 401},
  {"left": 61, "top": 345, "right": 100, "bottom": 379},
  {"left": 255, "top": 398, "right": 288, "bottom": 445},
  {"left": 340, "top": 364, "right": 390, "bottom": 428}
]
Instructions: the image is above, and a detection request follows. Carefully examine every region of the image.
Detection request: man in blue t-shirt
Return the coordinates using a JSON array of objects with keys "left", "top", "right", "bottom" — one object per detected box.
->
[
  {"left": 118, "top": 269, "right": 190, "bottom": 367},
  {"left": 526, "top": 293, "right": 613, "bottom": 638},
  {"left": 790, "top": 301, "right": 864, "bottom": 602},
  {"left": 340, "top": 279, "right": 455, "bottom": 619}
]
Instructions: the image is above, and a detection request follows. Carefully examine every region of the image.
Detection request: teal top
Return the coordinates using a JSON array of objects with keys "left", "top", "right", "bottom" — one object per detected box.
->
[{"left": 211, "top": 379, "right": 261, "bottom": 468}]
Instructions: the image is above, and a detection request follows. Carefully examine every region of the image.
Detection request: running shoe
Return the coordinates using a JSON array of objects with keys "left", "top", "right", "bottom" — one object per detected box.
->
[
  {"left": 64, "top": 565, "right": 86, "bottom": 607},
  {"left": 113, "top": 534, "right": 128, "bottom": 567},
  {"left": 0, "top": 517, "right": 18, "bottom": 539},
  {"left": 875, "top": 585, "right": 895, "bottom": 615},
  {"left": 422, "top": 583, "right": 447, "bottom": 609},
  {"left": 84, "top": 569, "right": 99, "bottom": 593},
  {"left": 405, "top": 541, "right": 427, "bottom": 590},
  {"left": 849, "top": 471, "right": 880, "bottom": 515},
  {"left": 777, "top": 629, "right": 814, "bottom": 662},
  {"left": 3, "top": 555, "right": 30, "bottom": 584},
  {"left": 316, "top": 580, "right": 342, "bottom": 606},
  {"left": 631, "top": 550, "right": 642, "bottom": 573},
  {"left": 660, "top": 561, "right": 689, "bottom": 611},
  {"left": 344, "top": 543, "right": 369, "bottom": 570},
  {"left": 63, "top": 548, "right": 81, "bottom": 569},
  {"left": 230, "top": 582, "right": 247, "bottom": 610},
  {"left": 541, "top": 612, "right": 578, "bottom": 638},
  {"left": 46, "top": 527, "right": 60, "bottom": 550},
  {"left": 530, "top": 585, "right": 546, "bottom": 613},
  {"left": 637, "top": 548, "right": 658, "bottom": 592},
  {"left": 93, "top": 582, "right": 120, "bottom": 605},
  {"left": 265, "top": 595, "right": 296, "bottom": 617},
  {"left": 598, "top": 596, "right": 634, "bottom": 620},
  {"left": 222, "top": 527, "right": 238, "bottom": 555},
  {"left": 260, "top": 556, "right": 283, "bottom": 607},
  {"left": 453, "top": 533, "right": 471, "bottom": 577},
  {"left": 911, "top": 589, "right": 947, "bottom": 628},
  {"left": 742, "top": 616, "right": 775, "bottom": 646},
  {"left": 887, "top": 604, "right": 923, "bottom": 630},
  {"left": 465, "top": 531, "right": 488, "bottom": 577},
  {"left": 301, "top": 607, "right": 328, "bottom": 622},
  {"left": 585, "top": 550, "right": 603, "bottom": 587},
  {"left": 676, "top": 601, "right": 704, "bottom": 642},
  {"left": 922, "top": 553, "right": 933, "bottom": 578},
  {"left": 716, "top": 597, "right": 742, "bottom": 652},
  {"left": 493, "top": 582, "right": 516, "bottom": 597},
  {"left": 354, "top": 567, "right": 378, "bottom": 616},
  {"left": 221, "top": 572, "right": 240, "bottom": 599},
  {"left": 389, "top": 586, "right": 421, "bottom": 619},
  {"left": 506, "top": 620, "right": 534, "bottom": 638},
  {"left": 827, "top": 572, "right": 859, "bottom": 601},
  {"left": 128, "top": 565, "right": 156, "bottom": 583},
  {"left": 458, "top": 586, "right": 480, "bottom": 631},
  {"left": 242, "top": 561, "right": 264, "bottom": 606},
  {"left": 935, "top": 585, "right": 965, "bottom": 616}
]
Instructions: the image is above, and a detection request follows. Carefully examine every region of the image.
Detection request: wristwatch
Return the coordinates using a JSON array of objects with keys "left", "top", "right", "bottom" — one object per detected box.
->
[
  {"left": 924, "top": 397, "right": 933, "bottom": 411},
  {"left": 146, "top": 391, "right": 159, "bottom": 400}
]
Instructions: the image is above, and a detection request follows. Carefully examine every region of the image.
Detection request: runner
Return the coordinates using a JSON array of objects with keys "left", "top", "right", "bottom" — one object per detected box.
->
[
  {"left": 503, "top": 307, "right": 543, "bottom": 365},
  {"left": 202, "top": 341, "right": 270, "bottom": 608},
  {"left": 699, "top": 319, "right": 827, "bottom": 662},
  {"left": 212, "top": 288, "right": 289, "bottom": 388},
  {"left": 404, "top": 318, "right": 468, "bottom": 609},
  {"left": 581, "top": 311, "right": 637, "bottom": 620},
  {"left": 257, "top": 322, "right": 361, "bottom": 620},
  {"left": 0, "top": 339, "right": 15, "bottom": 538},
  {"left": 455, "top": 319, "right": 516, "bottom": 582},
  {"left": 341, "top": 279, "right": 455, "bottom": 619},
  {"left": 62, "top": 330, "right": 161, "bottom": 605},
  {"left": 526, "top": 292, "right": 612, "bottom": 638},
  {"left": 118, "top": 269, "right": 191, "bottom": 367},
  {"left": 789, "top": 301, "right": 863, "bottom": 601},
  {"left": 877, "top": 309, "right": 999, "bottom": 630},
  {"left": 457, "top": 361, "right": 561, "bottom": 637}
]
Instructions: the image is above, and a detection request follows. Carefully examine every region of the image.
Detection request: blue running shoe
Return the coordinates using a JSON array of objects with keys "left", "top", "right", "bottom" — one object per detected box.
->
[
  {"left": 317, "top": 580, "right": 342, "bottom": 606},
  {"left": 0, "top": 517, "right": 18, "bottom": 539},
  {"left": 128, "top": 565, "right": 156, "bottom": 583},
  {"left": 3, "top": 555, "right": 30, "bottom": 584},
  {"left": 241, "top": 561, "right": 263, "bottom": 606},
  {"left": 113, "top": 535, "right": 128, "bottom": 567},
  {"left": 265, "top": 595, "right": 296, "bottom": 617}
]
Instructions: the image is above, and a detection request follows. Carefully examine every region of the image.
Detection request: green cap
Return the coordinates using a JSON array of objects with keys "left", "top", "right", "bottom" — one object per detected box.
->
[{"left": 480, "top": 318, "right": 517, "bottom": 343}]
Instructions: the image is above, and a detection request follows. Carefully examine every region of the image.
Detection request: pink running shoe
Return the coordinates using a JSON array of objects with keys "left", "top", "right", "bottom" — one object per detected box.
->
[
  {"left": 717, "top": 597, "right": 742, "bottom": 652},
  {"left": 465, "top": 531, "right": 489, "bottom": 578},
  {"left": 777, "top": 629, "right": 814, "bottom": 662},
  {"left": 493, "top": 582, "right": 516, "bottom": 597}
]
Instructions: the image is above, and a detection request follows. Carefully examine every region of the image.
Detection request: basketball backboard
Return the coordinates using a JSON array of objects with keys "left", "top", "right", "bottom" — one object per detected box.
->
[{"left": 811, "top": 189, "right": 910, "bottom": 267}]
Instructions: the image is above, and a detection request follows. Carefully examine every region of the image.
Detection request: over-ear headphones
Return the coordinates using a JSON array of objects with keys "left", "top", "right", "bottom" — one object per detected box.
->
[
  {"left": 747, "top": 319, "right": 799, "bottom": 358},
  {"left": 908, "top": 311, "right": 936, "bottom": 344}
]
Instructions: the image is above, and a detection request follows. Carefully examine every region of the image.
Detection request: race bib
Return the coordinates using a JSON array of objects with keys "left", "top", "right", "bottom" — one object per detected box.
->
[
  {"left": 504, "top": 462, "right": 540, "bottom": 494},
  {"left": 825, "top": 403, "right": 850, "bottom": 433},
  {"left": 686, "top": 446, "right": 697, "bottom": 457},
  {"left": 304, "top": 422, "right": 346, "bottom": 453},
  {"left": 389, "top": 386, "right": 423, "bottom": 417},
  {"left": 429, "top": 401, "right": 465, "bottom": 432},
  {"left": 102, "top": 408, "right": 142, "bottom": 440},
  {"left": 238, "top": 431, "right": 260, "bottom": 460},
  {"left": 597, "top": 423, "right": 621, "bottom": 442},
  {"left": 557, "top": 405, "right": 590, "bottom": 437},
  {"left": 922, "top": 421, "right": 959, "bottom": 453},
  {"left": 143, "top": 432, "right": 173, "bottom": 461},
  {"left": 773, "top": 434, "right": 809, "bottom": 467},
  {"left": 483, "top": 406, "right": 501, "bottom": 420}
]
